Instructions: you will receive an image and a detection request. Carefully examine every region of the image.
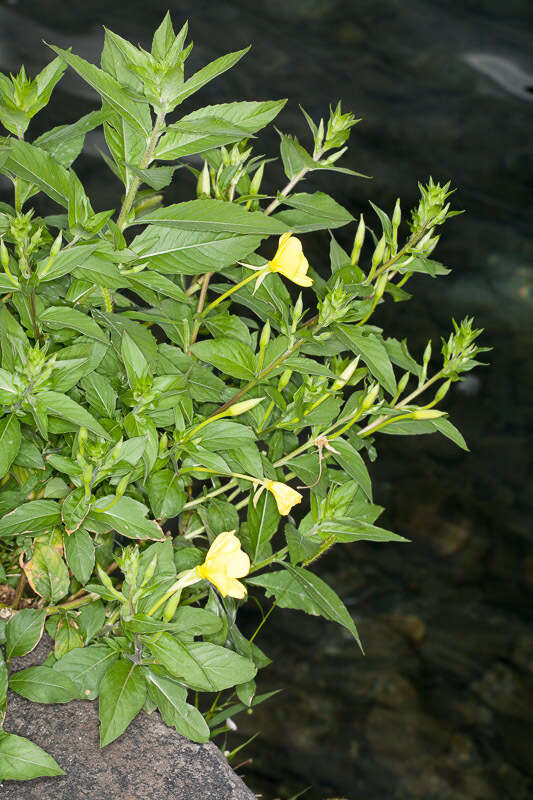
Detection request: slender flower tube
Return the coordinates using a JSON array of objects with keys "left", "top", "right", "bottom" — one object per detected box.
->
[{"left": 265, "top": 479, "right": 303, "bottom": 516}]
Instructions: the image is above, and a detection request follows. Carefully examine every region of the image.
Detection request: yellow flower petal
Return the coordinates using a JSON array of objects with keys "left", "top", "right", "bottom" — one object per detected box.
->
[
  {"left": 265, "top": 480, "right": 303, "bottom": 516},
  {"left": 268, "top": 233, "right": 313, "bottom": 287},
  {"left": 196, "top": 531, "right": 250, "bottom": 598}
]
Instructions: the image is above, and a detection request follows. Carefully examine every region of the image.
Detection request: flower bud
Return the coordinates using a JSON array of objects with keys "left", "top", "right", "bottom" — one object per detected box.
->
[
  {"left": 197, "top": 160, "right": 210, "bottom": 198},
  {"left": 433, "top": 379, "right": 451, "bottom": 403},
  {"left": 361, "top": 383, "right": 380, "bottom": 411},
  {"left": 392, "top": 198, "right": 401, "bottom": 230},
  {"left": 0, "top": 239, "right": 9, "bottom": 270},
  {"left": 228, "top": 397, "right": 264, "bottom": 417},
  {"left": 351, "top": 215, "right": 365, "bottom": 265},
  {"left": 372, "top": 235, "right": 386, "bottom": 271},
  {"left": 278, "top": 369, "right": 292, "bottom": 391},
  {"left": 331, "top": 357, "right": 360, "bottom": 390},
  {"left": 412, "top": 409, "right": 446, "bottom": 420},
  {"left": 259, "top": 319, "right": 271, "bottom": 352}
]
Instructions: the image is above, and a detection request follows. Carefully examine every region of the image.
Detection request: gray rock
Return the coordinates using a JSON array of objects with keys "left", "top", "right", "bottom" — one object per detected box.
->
[{"left": 2, "top": 637, "right": 256, "bottom": 800}]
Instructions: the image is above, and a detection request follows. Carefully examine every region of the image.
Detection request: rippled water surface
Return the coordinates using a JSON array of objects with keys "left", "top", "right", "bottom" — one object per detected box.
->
[{"left": 1, "top": 1, "right": 531, "bottom": 798}]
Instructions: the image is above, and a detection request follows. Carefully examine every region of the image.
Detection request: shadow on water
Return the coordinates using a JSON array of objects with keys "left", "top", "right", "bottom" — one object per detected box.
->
[{"left": 1, "top": 1, "right": 532, "bottom": 797}]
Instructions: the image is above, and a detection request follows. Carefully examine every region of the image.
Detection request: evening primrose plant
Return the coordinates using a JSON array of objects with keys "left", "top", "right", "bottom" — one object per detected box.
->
[{"left": 0, "top": 14, "right": 487, "bottom": 782}]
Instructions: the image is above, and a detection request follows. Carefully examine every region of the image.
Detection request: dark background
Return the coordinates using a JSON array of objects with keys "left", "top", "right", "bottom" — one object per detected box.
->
[{"left": 1, "top": 1, "right": 532, "bottom": 798}]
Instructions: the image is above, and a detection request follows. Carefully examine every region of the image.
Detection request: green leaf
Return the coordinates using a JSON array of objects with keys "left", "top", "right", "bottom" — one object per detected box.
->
[
  {"left": 146, "top": 469, "right": 186, "bottom": 520},
  {"left": 54, "top": 644, "right": 118, "bottom": 700},
  {"left": 0, "top": 732, "right": 64, "bottom": 780},
  {"left": 39, "top": 305, "right": 108, "bottom": 343},
  {"left": 125, "top": 608, "right": 222, "bottom": 637},
  {"left": 24, "top": 544, "right": 70, "bottom": 604},
  {"left": 336, "top": 324, "right": 397, "bottom": 395},
  {"left": 80, "top": 372, "right": 117, "bottom": 418},
  {"left": 5, "top": 609, "right": 46, "bottom": 659},
  {"left": 316, "top": 518, "right": 407, "bottom": 543},
  {"left": 431, "top": 416, "right": 469, "bottom": 451},
  {"left": 36, "top": 243, "right": 99, "bottom": 283},
  {"left": 78, "top": 601, "right": 106, "bottom": 643},
  {"left": 247, "top": 491, "right": 279, "bottom": 563},
  {"left": 192, "top": 337, "right": 255, "bottom": 380},
  {"left": 155, "top": 99, "right": 285, "bottom": 160},
  {"left": 330, "top": 438, "right": 372, "bottom": 500},
  {"left": 131, "top": 226, "right": 263, "bottom": 276},
  {"left": 279, "top": 133, "right": 316, "bottom": 179},
  {"left": 248, "top": 564, "right": 362, "bottom": 649},
  {"left": 64, "top": 528, "right": 95, "bottom": 584},
  {"left": 275, "top": 191, "right": 354, "bottom": 232},
  {"left": 37, "top": 390, "right": 110, "bottom": 439},
  {"left": 4, "top": 139, "right": 75, "bottom": 207},
  {"left": 35, "top": 110, "right": 110, "bottom": 167},
  {"left": 0, "top": 414, "right": 21, "bottom": 479},
  {"left": 146, "top": 670, "right": 209, "bottom": 743},
  {"left": 87, "top": 496, "right": 164, "bottom": 540},
  {"left": 141, "top": 199, "right": 287, "bottom": 235},
  {"left": 0, "top": 501, "right": 61, "bottom": 540},
  {"left": 62, "top": 487, "right": 91, "bottom": 533},
  {"left": 198, "top": 420, "right": 256, "bottom": 451},
  {"left": 98, "top": 659, "right": 147, "bottom": 747},
  {"left": 171, "top": 47, "right": 250, "bottom": 107},
  {"left": 121, "top": 331, "right": 150, "bottom": 389},
  {"left": 147, "top": 633, "right": 256, "bottom": 691},
  {"left": 49, "top": 45, "right": 151, "bottom": 134},
  {"left": 53, "top": 618, "right": 84, "bottom": 659},
  {"left": 9, "top": 665, "right": 79, "bottom": 703},
  {"left": 0, "top": 652, "right": 7, "bottom": 714}
]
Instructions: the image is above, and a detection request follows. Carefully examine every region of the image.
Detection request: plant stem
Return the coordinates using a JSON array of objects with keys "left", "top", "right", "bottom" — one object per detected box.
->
[
  {"left": 263, "top": 147, "right": 325, "bottom": 216},
  {"left": 116, "top": 107, "right": 167, "bottom": 231},
  {"left": 12, "top": 571, "right": 26, "bottom": 609},
  {"left": 188, "top": 271, "right": 214, "bottom": 349},
  {"left": 203, "top": 269, "right": 261, "bottom": 316}
]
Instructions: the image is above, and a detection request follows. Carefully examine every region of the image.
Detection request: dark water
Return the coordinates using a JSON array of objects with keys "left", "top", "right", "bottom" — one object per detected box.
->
[{"left": 0, "top": 1, "right": 532, "bottom": 797}]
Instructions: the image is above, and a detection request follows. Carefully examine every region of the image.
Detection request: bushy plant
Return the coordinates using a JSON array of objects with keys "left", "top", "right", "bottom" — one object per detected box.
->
[{"left": 0, "top": 14, "right": 486, "bottom": 781}]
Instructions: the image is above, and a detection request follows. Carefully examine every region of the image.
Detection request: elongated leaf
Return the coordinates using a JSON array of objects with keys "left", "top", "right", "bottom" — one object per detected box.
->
[
  {"left": 336, "top": 324, "right": 397, "bottom": 395},
  {"left": 148, "top": 633, "right": 256, "bottom": 691},
  {"left": 192, "top": 337, "right": 255, "bottom": 380},
  {"left": 39, "top": 305, "right": 108, "bottom": 343},
  {"left": 64, "top": 528, "right": 95, "bottom": 584},
  {"left": 49, "top": 45, "right": 151, "bottom": 134},
  {"left": 141, "top": 199, "right": 287, "bottom": 234},
  {"left": 330, "top": 438, "right": 372, "bottom": 500},
  {"left": 5, "top": 609, "right": 46, "bottom": 659},
  {"left": 36, "top": 244, "right": 99, "bottom": 282},
  {"left": 23, "top": 544, "right": 69, "bottom": 603},
  {"left": 146, "top": 670, "right": 209, "bottom": 743},
  {"left": 0, "top": 732, "right": 64, "bottom": 780},
  {"left": 98, "top": 659, "right": 147, "bottom": 746},
  {"left": 4, "top": 138, "right": 75, "bottom": 207},
  {"left": 431, "top": 416, "right": 469, "bottom": 451},
  {"left": 316, "top": 518, "right": 407, "bottom": 543},
  {"left": 54, "top": 644, "right": 117, "bottom": 700},
  {"left": 156, "top": 99, "right": 285, "bottom": 160},
  {"left": 37, "top": 390, "right": 110, "bottom": 439},
  {"left": 171, "top": 48, "right": 250, "bottom": 107},
  {"left": 9, "top": 665, "right": 79, "bottom": 703},
  {"left": 247, "top": 491, "right": 279, "bottom": 563},
  {"left": 80, "top": 372, "right": 117, "bottom": 418},
  {"left": 0, "top": 501, "right": 61, "bottom": 539},
  {"left": 248, "top": 565, "right": 362, "bottom": 648},
  {"left": 131, "top": 226, "right": 263, "bottom": 276},
  {"left": 87, "top": 495, "right": 164, "bottom": 540},
  {"left": 275, "top": 191, "right": 354, "bottom": 232},
  {"left": 35, "top": 109, "right": 110, "bottom": 167},
  {"left": 0, "top": 414, "right": 21, "bottom": 479}
]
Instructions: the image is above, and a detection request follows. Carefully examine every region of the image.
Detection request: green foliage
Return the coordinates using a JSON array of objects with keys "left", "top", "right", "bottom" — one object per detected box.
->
[{"left": 0, "top": 13, "right": 486, "bottom": 782}]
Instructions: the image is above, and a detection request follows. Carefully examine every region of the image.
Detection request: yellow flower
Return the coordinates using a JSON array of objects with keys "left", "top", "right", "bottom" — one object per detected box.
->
[
  {"left": 265, "top": 480, "right": 303, "bottom": 516},
  {"left": 194, "top": 530, "right": 250, "bottom": 599},
  {"left": 268, "top": 233, "right": 313, "bottom": 287}
]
